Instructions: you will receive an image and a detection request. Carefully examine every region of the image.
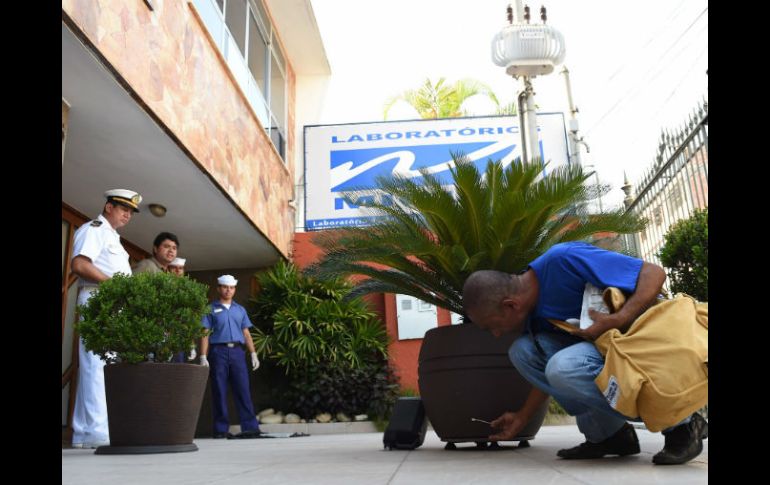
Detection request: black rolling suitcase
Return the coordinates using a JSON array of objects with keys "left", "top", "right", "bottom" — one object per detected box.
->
[{"left": 383, "top": 397, "right": 427, "bottom": 450}]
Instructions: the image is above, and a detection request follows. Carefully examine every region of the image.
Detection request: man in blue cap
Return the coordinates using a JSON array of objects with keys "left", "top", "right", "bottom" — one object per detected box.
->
[
  {"left": 199, "top": 275, "right": 262, "bottom": 438},
  {"left": 70, "top": 189, "right": 141, "bottom": 449}
]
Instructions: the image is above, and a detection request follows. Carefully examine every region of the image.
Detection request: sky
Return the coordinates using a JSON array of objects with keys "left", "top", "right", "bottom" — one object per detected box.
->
[{"left": 308, "top": 0, "right": 708, "bottom": 208}]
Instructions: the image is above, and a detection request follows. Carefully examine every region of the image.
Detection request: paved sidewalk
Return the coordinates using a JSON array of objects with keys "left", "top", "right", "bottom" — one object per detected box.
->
[{"left": 62, "top": 424, "right": 707, "bottom": 485}]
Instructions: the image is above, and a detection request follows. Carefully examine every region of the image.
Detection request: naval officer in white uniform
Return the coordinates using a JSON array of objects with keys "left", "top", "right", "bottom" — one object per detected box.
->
[{"left": 70, "top": 189, "right": 141, "bottom": 449}]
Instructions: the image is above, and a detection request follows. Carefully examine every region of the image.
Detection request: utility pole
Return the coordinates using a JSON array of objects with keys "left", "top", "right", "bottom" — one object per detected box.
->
[
  {"left": 561, "top": 66, "right": 586, "bottom": 168},
  {"left": 561, "top": 66, "right": 603, "bottom": 212}
]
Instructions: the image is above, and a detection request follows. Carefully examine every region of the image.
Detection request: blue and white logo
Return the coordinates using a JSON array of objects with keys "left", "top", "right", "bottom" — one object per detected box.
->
[
  {"left": 304, "top": 114, "right": 569, "bottom": 231},
  {"left": 330, "top": 140, "right": 517, "bottom": 191}
]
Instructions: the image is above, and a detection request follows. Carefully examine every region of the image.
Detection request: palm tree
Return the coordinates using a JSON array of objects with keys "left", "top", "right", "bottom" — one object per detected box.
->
[
  {"left": 307, "top": 155, "right": 646, "bottom": 315},
  {"left": 383, "top": 77, "right": 504, "bottom": 120}
]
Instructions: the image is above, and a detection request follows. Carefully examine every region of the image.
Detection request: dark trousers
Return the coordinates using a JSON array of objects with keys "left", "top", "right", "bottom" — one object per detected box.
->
[{"left": 209, "top": 345, "right": 260, "bottom": 434}]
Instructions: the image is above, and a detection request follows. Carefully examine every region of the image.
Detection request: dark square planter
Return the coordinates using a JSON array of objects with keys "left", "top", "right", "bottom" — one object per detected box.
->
[{"left": 97, "top": 362, "right": 209, "bottom": 454}]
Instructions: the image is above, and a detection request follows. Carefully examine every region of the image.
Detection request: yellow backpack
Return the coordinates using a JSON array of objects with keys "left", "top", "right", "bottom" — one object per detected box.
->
[{"left": 550, "top": 288, "right": 707, "bottom": 432}]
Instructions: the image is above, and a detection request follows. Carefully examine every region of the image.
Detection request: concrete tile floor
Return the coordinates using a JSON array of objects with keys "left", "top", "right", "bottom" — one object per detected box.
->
[{"left": 62, "top": 424, "right": 707, "bottom": 485}]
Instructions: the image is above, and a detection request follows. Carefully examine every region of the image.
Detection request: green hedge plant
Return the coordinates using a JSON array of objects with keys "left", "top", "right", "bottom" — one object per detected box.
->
[
  {"left": 77, "top": 272, "right": 210, "bottom": 364},
  {"left": 250, "top": 261, "right": 398, "bottom": 419},
  {"left": 251, "top": 261, "right": 389, "bottom": 373},
  {"left": 658, "top": 208, "right": 708, "bottom": 302},
  {"left": 287, "top": 360, "right": 399, "bottom": 420}
]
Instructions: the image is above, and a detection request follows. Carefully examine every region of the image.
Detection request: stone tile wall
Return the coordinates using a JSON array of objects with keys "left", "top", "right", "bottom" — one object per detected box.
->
[{"left": 63, "top": 0, "right": 296, "bottom": 256}]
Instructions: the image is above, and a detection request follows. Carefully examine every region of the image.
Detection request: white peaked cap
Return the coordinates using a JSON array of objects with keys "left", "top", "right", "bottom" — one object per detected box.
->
[{"left": 217, "top": 274, "right": 238, "bottom": 286}]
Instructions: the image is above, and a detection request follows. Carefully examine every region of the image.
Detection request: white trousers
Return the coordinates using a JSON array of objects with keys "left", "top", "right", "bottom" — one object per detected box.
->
[{"left": 71, "top": 288, "right": 109, "bottom": 444}]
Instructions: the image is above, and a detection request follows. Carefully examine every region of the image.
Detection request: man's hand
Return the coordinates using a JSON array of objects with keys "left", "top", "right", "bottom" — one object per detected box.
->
[
  {"left": 489, "top": 411, "right": 528, "bottom": 441},
  {"left": 573, "top": 309, "right": 616, "bottom": 341},
  {"left": 251, "top": 352, "right": 260, "bottom": 371},
  {"left": 187, "top": 348, "right": 197, "bottom": 361},
  {"left": 199, "top": 355, "right": 209, "bottom": 367}
]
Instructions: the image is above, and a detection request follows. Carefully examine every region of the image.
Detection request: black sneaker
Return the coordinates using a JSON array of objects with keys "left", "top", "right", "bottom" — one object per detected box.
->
[
  {"left": 213, "top": 432, "right": 232, "bottom": 439},
  {"left": 557, "top": 422, "right": 640, "bottom": 459},
  {"left": 652, "top": 413, "right": 707, "bottom": 465},
  {"left": 229, "top": 429, "right": 263, "bottom": 439}
]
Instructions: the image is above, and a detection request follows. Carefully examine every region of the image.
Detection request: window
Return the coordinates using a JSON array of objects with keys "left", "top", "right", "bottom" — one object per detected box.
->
[
  {"left": 195, "top": 0, "right": 288, "bottom": 161},
  {"left": 418, "top": 301, "right": 433, "bottom": 312},
  {"left": 225, "top": 0, "right": 247, "bottom": 57},
  {"left": 247, "top": 9, "right": 267, "bottom": 96},
  {"left": 270, "top": 46, "right": 286, "bottom": 127},
  {"left": 269, "top": 50, "right": 286, "bottom": 156},
  {"left": 250, "top": 0, "right": 270, "bottom": 31}
]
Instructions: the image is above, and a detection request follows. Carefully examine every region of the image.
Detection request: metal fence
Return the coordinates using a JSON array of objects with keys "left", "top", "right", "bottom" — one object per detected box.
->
[{"left": 623, "top": 100, "right": 708, "bottom": 268}]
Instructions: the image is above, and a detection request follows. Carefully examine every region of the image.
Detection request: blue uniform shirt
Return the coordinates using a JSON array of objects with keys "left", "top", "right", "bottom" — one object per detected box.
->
[
  {"left": 202, "top": 301, "right": 253, "bottom": 344},
  {"left": 528, "top": 242, "right": 644, "bottom": 334}
]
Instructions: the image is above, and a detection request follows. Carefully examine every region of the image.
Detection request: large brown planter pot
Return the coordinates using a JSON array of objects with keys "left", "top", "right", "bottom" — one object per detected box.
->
[
  {"left": 418, "top": 324, "right": 549, "bottom": 446},
  {"left": 96, "top": 362, "right": 209, "bottom": 454}
]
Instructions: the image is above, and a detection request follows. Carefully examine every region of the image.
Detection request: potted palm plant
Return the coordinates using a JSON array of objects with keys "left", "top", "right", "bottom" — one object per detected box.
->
[
  {"left": 76, "top": 271, "right": 210, "bottom": 454},
  {"left": 308, "top": 155, "right": 645, "bottom": 447}
]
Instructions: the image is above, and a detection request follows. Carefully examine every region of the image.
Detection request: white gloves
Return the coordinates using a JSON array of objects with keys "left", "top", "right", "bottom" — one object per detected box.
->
[
  {"left": 188, "top": 348, "right": 197, "bottom": 361},
  {"left": 200, "top": 355, "right": 209, "bottom": 367}
]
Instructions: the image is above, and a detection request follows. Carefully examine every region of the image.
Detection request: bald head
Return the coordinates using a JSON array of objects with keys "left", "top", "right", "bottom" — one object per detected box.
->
[{"left": 462, "top": 270, "right": 522, "bottom": 322}]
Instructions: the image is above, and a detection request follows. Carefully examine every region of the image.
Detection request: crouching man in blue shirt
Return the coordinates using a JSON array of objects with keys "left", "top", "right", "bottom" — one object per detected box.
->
[
  {"left": 462, "top": 242, "right": 707, "bottom": 465},
  {"left": 199, "top": 275, "right": 262, "bottom": 439}
]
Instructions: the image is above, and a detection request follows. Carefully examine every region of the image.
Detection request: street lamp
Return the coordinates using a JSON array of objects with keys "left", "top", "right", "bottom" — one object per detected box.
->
[{"left": 491, "top": 2, "right": 566, "bottom": 165}]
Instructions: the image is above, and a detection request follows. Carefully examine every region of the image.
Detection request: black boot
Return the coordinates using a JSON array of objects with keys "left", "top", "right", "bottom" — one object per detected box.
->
[
  {"left": 652, "top": 413, "right": 707, "bottom": 465},
  {"left": 229, "top": 429, "right": 263, "bottom": 439},
  {"left": 557, "top": 422, "right": 640, "bottom": 459}
]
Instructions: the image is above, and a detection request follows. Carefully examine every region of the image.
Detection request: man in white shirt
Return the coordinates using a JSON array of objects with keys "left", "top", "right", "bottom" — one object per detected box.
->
[{"left": 70, "top": 189, "right": 141, "bottom": 449}]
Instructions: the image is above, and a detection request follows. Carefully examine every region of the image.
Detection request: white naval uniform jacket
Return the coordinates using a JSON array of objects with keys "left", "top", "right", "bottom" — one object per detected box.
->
[{"left": 69, "top": 213, "right": 131, "bottom": 444}]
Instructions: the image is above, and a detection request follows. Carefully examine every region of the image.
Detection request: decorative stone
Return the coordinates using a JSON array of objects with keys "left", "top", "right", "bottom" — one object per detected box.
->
[
  {"left": 284, "top": 413, "right": 301, "bottom": 424},
  {"left": 316, "top": 413, "right": 332, "bottom": 423},
  {"left": 258, "top": 408, "right": 275, "bottom": 418},
  {"left": 336, "top": 413, "right": 351, "bottom": 422},
  {"left": 354, "top": 414, "right": 368, "bottom": 421},
  {"left": 261, "top": 413, "right": 284, "bottom": 424},
  {"left": 300, "top": 419, "right": 306, "bottom": 423}
]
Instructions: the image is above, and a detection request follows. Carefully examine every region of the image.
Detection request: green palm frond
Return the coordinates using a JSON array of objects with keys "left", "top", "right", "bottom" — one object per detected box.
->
[
  {"left": 309, "top": 154, "right": 646, "bottom": 312},
  {"left": 383, "top": 78, "right": 502, "bottom": 120}
]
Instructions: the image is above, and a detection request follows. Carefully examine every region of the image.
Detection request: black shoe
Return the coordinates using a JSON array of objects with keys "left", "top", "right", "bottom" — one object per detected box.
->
[
  {"left": 229, "top": 429, "right": 263, "bottom": 439},
  {"left": 652, "top": 413, "right": 707, "bottom": 465},
  {"left": 213, "top": 432, "right": 232, "bottom": 439},
  {"left": 557, "top": 422, "right": 640, "bottom": 459}
]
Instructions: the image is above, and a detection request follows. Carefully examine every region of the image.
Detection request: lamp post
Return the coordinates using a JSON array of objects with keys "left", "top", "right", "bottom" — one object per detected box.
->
[{"left": 491, "top": 2, "right": 566, "bottom": 166}]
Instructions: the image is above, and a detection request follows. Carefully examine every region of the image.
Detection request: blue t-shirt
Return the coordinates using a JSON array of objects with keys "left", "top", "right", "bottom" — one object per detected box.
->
[
  {"left": 202, "top": 301, "right": 254, "bottom": 344},
  {"left": 528, "top": 242, "right": 644, "bottom": 334}
]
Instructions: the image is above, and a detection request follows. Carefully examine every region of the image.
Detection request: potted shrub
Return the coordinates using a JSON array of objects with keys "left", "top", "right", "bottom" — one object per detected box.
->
[{"left": 77, "top": 271, "right": 210, "bottom": 454}]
